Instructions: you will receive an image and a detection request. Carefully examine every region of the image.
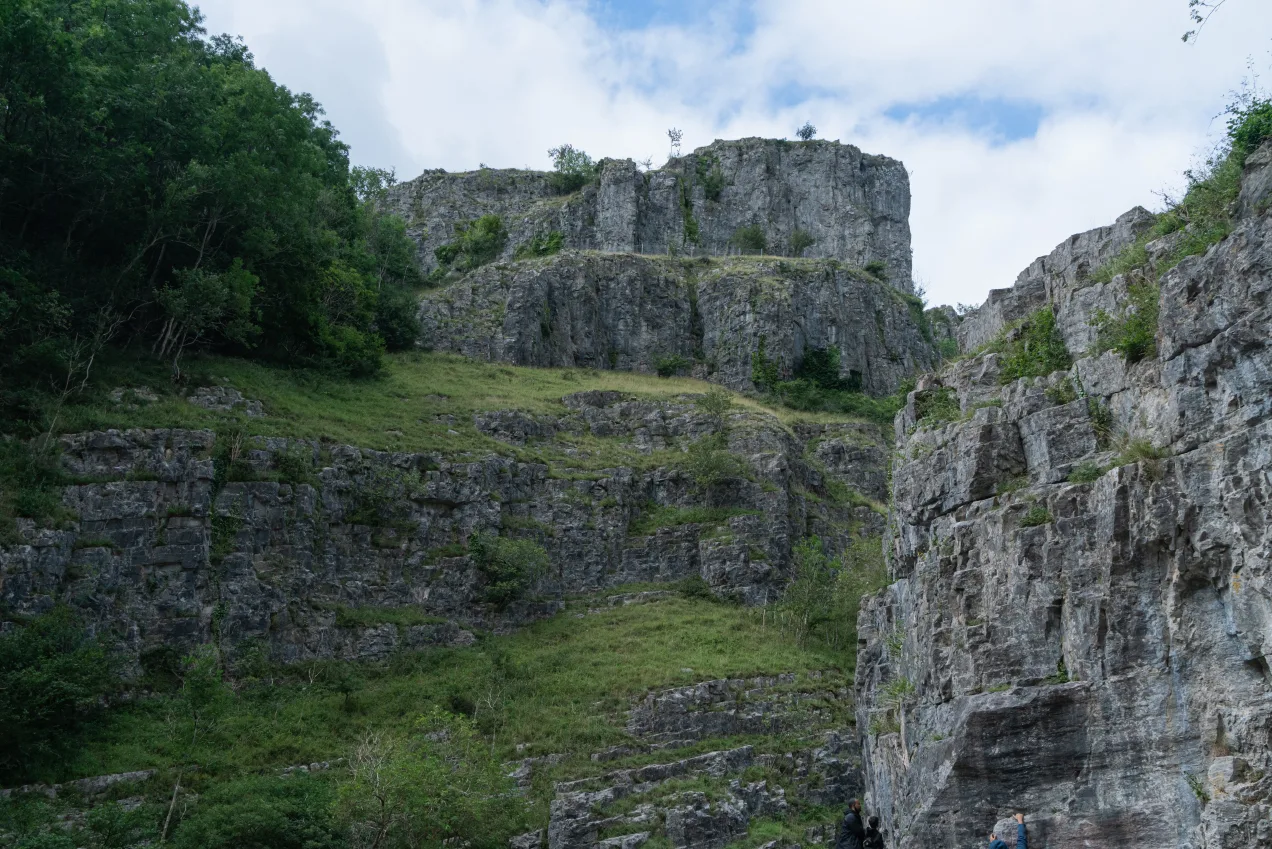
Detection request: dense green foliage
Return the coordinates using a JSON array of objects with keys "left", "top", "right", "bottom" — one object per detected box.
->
[
  {"left": 0, "top": 0, "right": 422, "bottom": 429},
  {"left": 468, "top": 532, "right": 550, "bottom": 605},
  {"left": 547, "top": 144, "right": 598, "bottom": 194},
  {"left": 1092, "top": 282, "right": 1160, "bottom": 363},
  {"left": 789, "top": 229, "right": 816, "bottom": 256},
  {"left": 997, "top": 308, "right": 1072, "bottom": 383},
  {"left": 913, "top": 386, "right": 959, "bottom": 427},
  {"left": 776, "top": 536, "right": 888, "bottom": 650},
  {"left": 170, "top": 774, "right": 343, "bottom": 849},
  {"left": 1090, "top": 89, "right": 1272, "bottom": 288},
  {"left": 795, "top": 346, "right": 860, "bottom": 393},
  {"left": 432, "top": 215, "right": 508, "bottom": 275},
  {"left": 655, "top": 353, "right": 693, "bottom": 377},
  {"left": 0, "top": 608, "right": 117, "bottom": 783},
  {"left": 337, "top": 710, "right": 524, "bottom": 849},
  {"left": 512, "top": 231, "right": 564, "bottom": 260},
  {"left": 733, "top": 224, "right": 768, "bottom": 253}
]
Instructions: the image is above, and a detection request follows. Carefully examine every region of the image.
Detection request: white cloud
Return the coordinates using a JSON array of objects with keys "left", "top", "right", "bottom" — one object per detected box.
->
[{"left": 191, "top": 0, "right": 1272, "bottom": 307}]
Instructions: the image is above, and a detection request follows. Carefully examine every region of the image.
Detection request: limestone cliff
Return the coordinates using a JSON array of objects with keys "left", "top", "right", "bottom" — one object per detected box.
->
[
  {"left": 855, "top": 142, "right": 1272, "bottom": 848},
  {"left": 417, "top": 253, "right": 936, "bottom": 394},
  {"left": 1, "top": 393, "right": 887, "bottom": 668},
  {"left": 386, "top": 138, "right": 913, "bottom": 287}
]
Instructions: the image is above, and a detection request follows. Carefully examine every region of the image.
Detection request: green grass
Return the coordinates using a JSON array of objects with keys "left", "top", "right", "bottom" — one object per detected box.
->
[
  {"left": 996, "top": 307, "right": 1071, "bottom": 384},
  {"left": 331, "top": 606, "right": 449, "bottom": 629},
  {"left": 62, "top": 596, "right": 845, "bottom": 785},
  {"left": 913, "top": 386, "right": 959, "bottom": 428},
  {"left": 626, "top": 505, "right": 760, "bottom": 536},
  {"left": 1019, "top": 505, "right": 1052, "bottom": 528},
  {"left": 44, "top": 350, "right": 877, "bottom": 461}
]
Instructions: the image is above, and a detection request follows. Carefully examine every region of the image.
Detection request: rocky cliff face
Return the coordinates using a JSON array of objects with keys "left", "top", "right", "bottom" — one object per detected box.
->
[
  {"left": 386, "top": 138, "right": 913, "bottom": 287},
  {"left": 418, "top": 253, "right": 937, "bottom": 394},
  {"left": 1, "top": 392, "right": 887, "bottom": 669},
  {"left": 855, "top": 143, "right": 1272, "bottom": 848}
]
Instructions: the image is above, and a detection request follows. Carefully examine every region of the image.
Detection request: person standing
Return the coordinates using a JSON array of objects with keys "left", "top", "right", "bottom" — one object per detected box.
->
[
  {"left": 863, "top": 814, "right": 885, "bottom": 849},
  {"left": 834, "top": 799, "right": 866, "bottom": 849}
]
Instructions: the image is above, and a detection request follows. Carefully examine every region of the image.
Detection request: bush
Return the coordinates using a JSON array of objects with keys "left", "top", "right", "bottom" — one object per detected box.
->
[
  {"left": 1067, "top": 461, "right": 1106, "bottom": 484},
  {"left": 654, "top": 353, "right": 692, "bottom": 377},
  {"left": 914, "top": 387, "right": 959, "bottom": 427},
  {"left": 434, "top": 215, "right": 508, "bottom": 273},
  {"left": 998, "top": 308, "right": 1072, "bottom": 383},
  {"left": 337, "top": 710, "right": 526, "bottom": 849},
  {"left": 750, "top": 335, "right": 780, "bottom": 389},
  {"left": 547, "top": 144, "right": 598, "bottom": 194},
  {"left": 0, "top": 440, "right": 74, "bottom": 544},
  {"left": 789, "top": 229, "right": 815, "bottom": 256},
  {"left": 796, "top": 122, "right": 817, "bottom": 141},
  {"left": 1092, "top": 282, "right": 1159, "bottom": 363},
  {"left": 513, "top": 231, "right": 564, "bottom": 260},
  {"left": 170, "top": 774, "right": 343, "bottom": 849},
  {"left": 767, "top": 380, "right": 907, "bottom": 427},
  {"left": 0, "top": 608, "right": 117, "bottom": 783},
  {"left": 795, "top": 346, "right": 860, "bottom": 392},
  {"left": 1019, "top": 505, "right": 1052, "bottom": 528},
  {"left": 694, "top": 388, "right": 733, "bottom": 430},
  {"left": 863, "top": 260, "right": 888, "bottom": 281},
  {"left": 684, "top": 434, "right": 749, "bottom": 495},
  {"left": 469, "top": 532, "right": 549, "bottom": 606},
  {"left": 732, "top": 224, "right": 767, "bottom": 253}
]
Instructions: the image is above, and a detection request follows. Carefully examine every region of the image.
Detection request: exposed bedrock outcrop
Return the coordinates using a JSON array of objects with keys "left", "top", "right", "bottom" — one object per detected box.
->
[
  {"left": 856, "top": 143, "right": 1272, "bottom": 848},
  {"left": 0, "top": 394, "right": 887, "bottom": 668},
  {"left": 418, "top": 253, "right": 938, "bottom": 394},
  {"left": 386, "top": 138, "right": 914, "bottom": 287}
]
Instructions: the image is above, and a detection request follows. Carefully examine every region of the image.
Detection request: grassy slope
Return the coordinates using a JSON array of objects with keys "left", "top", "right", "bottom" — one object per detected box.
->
[{"left": 55, "top": 350, "right": 881, "bottom": 463}]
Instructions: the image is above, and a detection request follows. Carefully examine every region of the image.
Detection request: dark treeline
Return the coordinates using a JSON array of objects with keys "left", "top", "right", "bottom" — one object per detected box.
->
[{"left": 0, "top": 0, "right": 422, "bottom": 431}]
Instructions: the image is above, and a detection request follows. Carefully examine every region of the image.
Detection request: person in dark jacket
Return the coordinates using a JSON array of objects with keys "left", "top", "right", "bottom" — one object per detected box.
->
[
  {"left": 834, "top": 798, "right": 866, "bottom": 849},
  {"left": 988, "top": 813, "right": 1026, "bottom": 849},
  {"left": 863, "top": 814, "right": 884, "bottom": 849}
]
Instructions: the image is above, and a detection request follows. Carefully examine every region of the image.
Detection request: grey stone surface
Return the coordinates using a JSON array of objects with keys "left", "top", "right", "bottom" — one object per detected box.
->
[
  {"left": 386, "top": 138, "right": 913, "bottom": 287},
  {"left": 1, "top": 396, "right": 887, "bottom": 666},
  {"left": 955, "top": 206, "right": 1156, "bottom": 353},
  {"left": 418, "top": 253, "right": 937, "bottom": 394},
  {"left": 856, "top": 141, "right": 1272, "bottom": 848}
]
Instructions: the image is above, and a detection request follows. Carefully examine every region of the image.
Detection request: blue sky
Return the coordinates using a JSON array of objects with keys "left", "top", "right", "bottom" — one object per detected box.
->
[{"left": 194, "top": 0, "right": 1272, "bottom": 307}]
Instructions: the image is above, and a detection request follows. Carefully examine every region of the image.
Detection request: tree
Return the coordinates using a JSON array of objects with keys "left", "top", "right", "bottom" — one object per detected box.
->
[
  {"left": 668, "top": 128, "right": 683, "bottom": 157},
  {"left": 694, "top": 388, "right": 733, "bottom": 432},
  {"left": 337, "top": 710, "right": 526, "bottom": 849},
  {"left": 1182, "top": 0, "right": 1228, "bottom": 41},
  {"left": 0, "top": 0, "right": 424, "bottom": 426},
  {"left": 796, "top": 122, "right": 817, "bottom": 141},
  {"left": 161, "top": 645, "right": 234, "bottom": 841},
  {"left": 547, "top": 144, "right": 597, "bottom": 194},
  {"left": 790, "top": 229, "right": 815, "bottom": 256},
  {"left": 0, "top": 608, "right": 116, "bottom": 783}
]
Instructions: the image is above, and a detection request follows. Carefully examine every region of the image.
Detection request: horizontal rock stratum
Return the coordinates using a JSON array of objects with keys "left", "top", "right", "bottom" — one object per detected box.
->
[{"left": 386, "top": 138, "right": 914, "bottom": 287}]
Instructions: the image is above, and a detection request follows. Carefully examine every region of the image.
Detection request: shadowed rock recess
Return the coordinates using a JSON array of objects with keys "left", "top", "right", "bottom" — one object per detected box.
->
[{"left": 855, "top": 141, "right": 1272, "bottom": 848}]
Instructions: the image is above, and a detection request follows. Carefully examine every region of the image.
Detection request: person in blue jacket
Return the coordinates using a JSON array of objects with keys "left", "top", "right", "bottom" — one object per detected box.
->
[{"left": 988, "top": 813, "right": 1026, "bottom": 849}]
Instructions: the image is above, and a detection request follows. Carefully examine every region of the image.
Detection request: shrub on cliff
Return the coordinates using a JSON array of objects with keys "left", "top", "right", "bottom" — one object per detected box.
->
[
  {"left": 434, "top": 215, "right": 509, "bottom": 273},
  {"left": 1092, "top": 282, "right": 1160, "bottom": 363},
  {"left": 732, "top": 224, "right": 768, "bottom": 254},
  {"left": 469, "top": 532, "right": 549, "bottom": 606},
  {"left": 0, "top": 608, "right": 117, "bottom": 783},
  {"left": 547, "top": 144, "right": 599, "bottom": 194},
  {"left": 997, "top": 307, "right": 1072, "bottom": 383}
]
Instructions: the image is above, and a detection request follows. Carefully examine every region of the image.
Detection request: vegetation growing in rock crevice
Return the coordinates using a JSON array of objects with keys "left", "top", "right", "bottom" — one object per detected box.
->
[
  {"left": 1089, "top": 87, "right": 1272, "bottom": 286},
  {"left": 468, "top": 531, "right": 550, "bottom": 606},
  {"left": 996, "top": 307, "right": 1072, "bottom": 383},
  {"left": 1092, "top": 282, "right": 1160, "bottom": 363},
  {"left": 432, "top": 215, "right": 509, "bottom": 278},
  {"left": 513, "top": 231, "right": 565, "bottom": 260}
]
